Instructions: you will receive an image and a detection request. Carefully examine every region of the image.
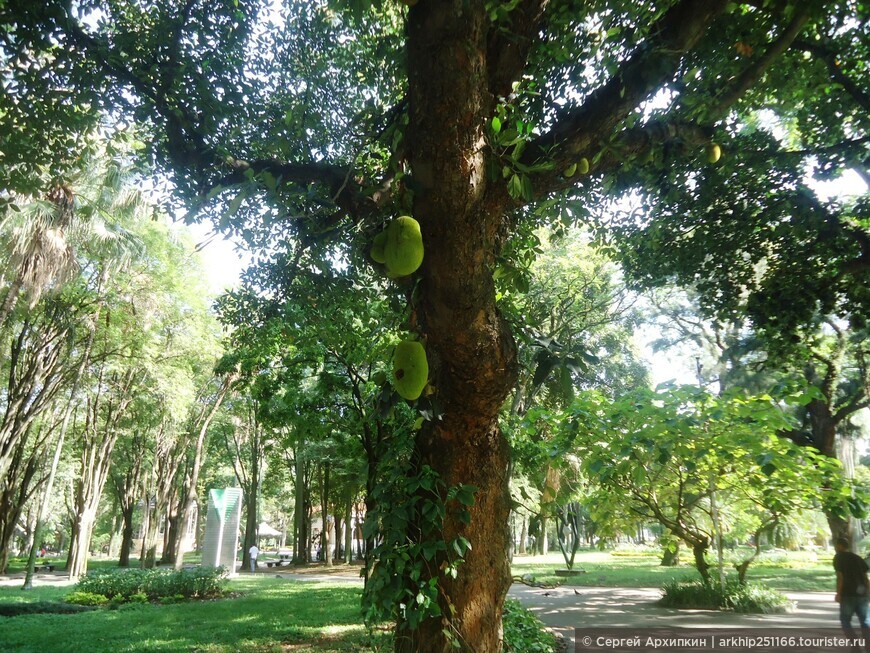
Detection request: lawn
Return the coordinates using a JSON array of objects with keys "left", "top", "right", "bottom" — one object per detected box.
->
[
  {"left": 0, "top": 576, "right": 390, "bottom": 653},
  {"left": 511, "top": 548, "right": 835, "bottom": 592},
  {"left": 0, "top": 548, "right": 835, "bottom": 652}
]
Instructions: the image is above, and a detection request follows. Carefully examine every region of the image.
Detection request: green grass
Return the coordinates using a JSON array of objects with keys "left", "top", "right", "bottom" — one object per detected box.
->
[
  {"left": 0, "top": 576, "right": 391, "bottom": 653},
  {"left": 511, "top": 549, "right": 835, "bottom": 592}
]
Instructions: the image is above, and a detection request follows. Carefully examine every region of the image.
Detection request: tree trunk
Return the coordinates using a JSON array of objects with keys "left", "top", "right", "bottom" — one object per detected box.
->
[
  {"left": 828, "top": 514, "right": 852, "bottom": 547},
  {"left": 692, "top": 542, "right": 710, "bottom": 583},
  {"left": 396, "top": 421, "right": 513, "bottom": 653},
  {"left": 171, "top": 376, "right": 230, "bottom": 570},
  {"left": 0, "top": 438, "right": 41, "bottom": 573},
  {"left": 67, "top": 367, "right": 137, "bottom": 579},
  {"left": 344, "top": 499, "right": 353, "bottom": 564},
  {"left": 118, "top": 503, "right": 136, "bottom": 567},
  {"left": 333, "top": 502, "right": 342, "bottom": 562},
  {"left": 537, "top": 516, "right": 549, "bottom": 555},
  {"left": 518, "top": 517, "right": 527, "bottom": 555},
  {"left": 162, "top": 495, "right": 180, "bottom": 564},
  {"left": 393, "top": 2, "right": 521, "bottom": 648},
  {"left": 660, "top": 542, "right": 680, "bottom": 567},
  {"left": 292, "top": 440, "right": 306, "bottom": 563},
  {"left": 321, "top": 462, "right": 331, "bottom": 567},
  {"left": 139, "top": 483, "right": 159, "bottom": 569}
]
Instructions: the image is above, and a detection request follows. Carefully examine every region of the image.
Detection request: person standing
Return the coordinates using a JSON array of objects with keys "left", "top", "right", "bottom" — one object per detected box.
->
[
  {"left": 248, "top": 543, "right": 259, "bottom": 573},
  {"left": 834, "top": 536, "right": 870, "bottom": 639}
]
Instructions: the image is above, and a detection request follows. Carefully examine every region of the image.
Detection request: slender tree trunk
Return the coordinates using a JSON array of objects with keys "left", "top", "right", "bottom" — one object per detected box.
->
[
  {"left": 67, "top": 368, "right": 137, "bottom": 579},
  {"left": 161, "top": 494, "right": 180, "bottom": 564},
  {"left": 0, "top": 440, "right": 41, "bottom": 573},
  {"left": 139, "top": 487, "right": 155, "bottom": 568},
  {"left": 333, "top": 502, "right": 342, "bottom": 562},
  {"left": 172, "top": 377, "right": 231, "bottom": 570},
  {"left": 321, "top": 462, "right": 331, "bottom": 567},
  {"left": 518, "top": 517, "right": 527, "bottom": 555},
  {"left": 344, "top": 499, "right": 353, "bottom": 564},
  {"left": 534, "top": 515, "right": 550, "bottom": 555}
]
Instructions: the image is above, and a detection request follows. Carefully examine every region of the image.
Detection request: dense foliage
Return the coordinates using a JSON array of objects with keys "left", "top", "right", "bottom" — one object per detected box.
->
[{"left": 1, "top": 0, "right": 866, "bottom": 649}]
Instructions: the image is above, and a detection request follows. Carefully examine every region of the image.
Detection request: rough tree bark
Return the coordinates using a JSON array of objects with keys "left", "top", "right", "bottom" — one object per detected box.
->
[{"left": 398, "top": 4, "right": 518, "bottom": 649}]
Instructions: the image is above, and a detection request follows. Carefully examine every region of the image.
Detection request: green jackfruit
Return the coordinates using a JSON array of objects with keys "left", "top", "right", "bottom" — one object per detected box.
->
[
  {"left": 392, "top": 340, "right": 428, "bottom": 401},
  {"left": 706, "top": 143, "right": 721, "bottom": 164},
  {"left": 384, "top": 216, "right": 424, "bottom": 277},
  {"left": 577, "top": 157, "right": 590, "bottom": 175},
  {"left": 370, "top": 230, "right": 388, "bottom": 264}
]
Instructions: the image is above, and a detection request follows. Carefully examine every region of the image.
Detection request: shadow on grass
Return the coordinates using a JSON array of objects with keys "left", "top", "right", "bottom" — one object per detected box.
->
[{"left": 0, "top": 578, "right": 391, "bottom": 653}]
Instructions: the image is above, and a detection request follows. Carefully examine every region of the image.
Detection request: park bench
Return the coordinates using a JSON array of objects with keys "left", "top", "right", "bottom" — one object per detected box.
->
[
  {"left": 33, "top": 564, "right": 56, "bottom": 572},
  {"left": 264, "top": 559, "right": 292, "bottom": 568}
]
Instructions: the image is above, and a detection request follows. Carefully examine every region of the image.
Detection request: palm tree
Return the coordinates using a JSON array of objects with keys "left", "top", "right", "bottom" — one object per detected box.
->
[{"left": 0, "top": 147, "right": 146, "bottom": 327}]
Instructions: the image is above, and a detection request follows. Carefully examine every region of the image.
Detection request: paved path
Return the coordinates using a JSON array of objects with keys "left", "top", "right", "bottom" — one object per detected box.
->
[{"left": 508, "top": 584, "right": 840, "bottom": 651}]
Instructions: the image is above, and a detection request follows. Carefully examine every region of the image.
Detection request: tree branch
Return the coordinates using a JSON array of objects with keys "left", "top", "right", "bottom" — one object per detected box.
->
[
  {"left": 707, "top": 7, "right": 811, "bottom": 121},
  {"left": 792, "top": 39, "right": 870, "bottom": 116},
  {"left": 527, "top": 0, "right": 729, "bottom": 164},
  {"left": 486, "top": 0, "right": 549, "bottom": 98},
  {"left": 515, "top": 0, "right": 728, "bottom": 201}
]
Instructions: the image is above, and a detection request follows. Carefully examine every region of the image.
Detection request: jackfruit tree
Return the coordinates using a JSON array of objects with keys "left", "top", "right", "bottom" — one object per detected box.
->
[{"left": 2, "top": 1, "right": 866, "bottom": 650}]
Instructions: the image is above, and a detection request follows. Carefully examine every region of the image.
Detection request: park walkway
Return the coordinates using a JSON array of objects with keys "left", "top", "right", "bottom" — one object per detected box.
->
[{"left": 508, "top": 584, "right": 840, "bottom": 651}]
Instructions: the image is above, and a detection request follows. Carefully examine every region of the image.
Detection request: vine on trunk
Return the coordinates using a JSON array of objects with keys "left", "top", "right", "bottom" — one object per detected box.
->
[{"left": 362, "top": 462, "right": 476, "bottom": 646}]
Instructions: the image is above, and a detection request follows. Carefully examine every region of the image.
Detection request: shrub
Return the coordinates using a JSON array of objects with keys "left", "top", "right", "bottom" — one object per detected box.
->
[
  {"left": 75, "top": 566, "right": 228, "bottom": 602},
  {"left": 728, "top": 583, "right": 793, "bottom": 614},
  {"left": 660, "top": 579, "right": 792, "bottom": 614},
  {"left": 65, "top": 591, "right": 110, "bottom": 607},
  {"left": 503, "top": 598, "right": 557, "bottom": 652}
]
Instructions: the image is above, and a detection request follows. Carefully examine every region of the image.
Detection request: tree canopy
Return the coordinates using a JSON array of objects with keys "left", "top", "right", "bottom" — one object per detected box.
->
[{"left": 2, "top": 0, "right": 867, "bottom": 650}]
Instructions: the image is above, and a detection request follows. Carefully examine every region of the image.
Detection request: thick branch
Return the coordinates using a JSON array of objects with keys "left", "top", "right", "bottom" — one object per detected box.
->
[
  {"left": 486, "top": 0, "right": 549, "bottom": 98},
  {"left": 214, "top": 159, "right": 379, "bottom": 221},
  {"left": 61, "top": 10, "right": 382, "bottom": 227},
  {"left": 834, "top": 394, "right": 870, "bottom": 425},
  {"left": 527, "top": 0, "right": 729, "bottom": 164}
]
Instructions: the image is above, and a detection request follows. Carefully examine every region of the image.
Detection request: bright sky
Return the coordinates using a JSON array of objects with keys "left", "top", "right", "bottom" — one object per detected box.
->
[{"left": 185, "top": 221, "right": 252, "bottom": 297}]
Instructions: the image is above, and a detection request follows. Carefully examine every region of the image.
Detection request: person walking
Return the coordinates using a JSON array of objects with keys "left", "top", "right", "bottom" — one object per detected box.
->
[
  {"left": 834, "top": 536, "right": 870, "bottom": 642},
  {"left": 248, "top": 543, "right": 259, "bottom": 573}
]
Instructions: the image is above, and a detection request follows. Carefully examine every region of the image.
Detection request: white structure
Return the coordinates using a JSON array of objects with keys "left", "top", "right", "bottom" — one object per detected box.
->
[{"left": 201, "top": 488, "right": 243, "bottom": 575}]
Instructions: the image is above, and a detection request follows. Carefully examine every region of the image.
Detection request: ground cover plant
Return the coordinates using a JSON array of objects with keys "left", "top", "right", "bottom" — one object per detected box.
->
[
  {"left": 511, "top": 550, "right": 834, "bottom": 592},
  {"left": 660, "top": 579, "right": 793, "bottom": 614},
  {"left": 503, "top": 598, "right": 558, "bottom": 652}
]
